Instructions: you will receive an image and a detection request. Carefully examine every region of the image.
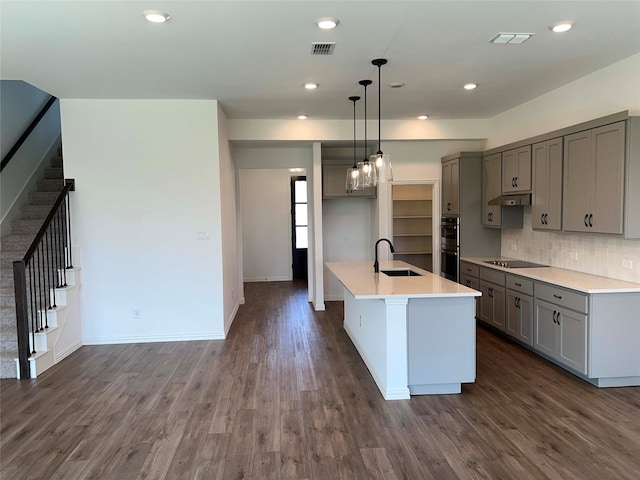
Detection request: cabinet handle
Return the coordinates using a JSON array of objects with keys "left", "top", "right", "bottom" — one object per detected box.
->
[
  {"left": 514, "top": 176, "right": 518, "bottom": 187},
  {"left": 584, "top": 214, "right": 589, "bottom": 227},
  {"left": 588, "top": 213, "right": 593, "bottom": 228},
  {"left": 511, "top": 177, "right": 515, "bottom": 187},
  {"left": 515, "top": 282, "right": 522, "bottom": 287},
  {"left": 553, "top": 311, "right": 557, "bottom": 324},
  {"left": 466, "top": 268, "right": 472, "bottom": 272},
  {"left": 544, "top": 213, "right": 548, "bottom": 225},
  {"left": 553, "top": 294, "right": 562, "bottom": 299},
  {"left": 447, "top": 202, "right": 451, "bottom": 211},
  {"left": 517, "top": 298, "right": 521, "bottom": 308},
  {"left": 514, "top": 297, "right": 518, "bottom": 308}
]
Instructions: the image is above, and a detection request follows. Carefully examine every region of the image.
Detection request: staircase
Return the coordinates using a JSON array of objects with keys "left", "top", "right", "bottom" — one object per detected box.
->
[{"left": 0, "top": 151, "right": 77, "bottom": 378}]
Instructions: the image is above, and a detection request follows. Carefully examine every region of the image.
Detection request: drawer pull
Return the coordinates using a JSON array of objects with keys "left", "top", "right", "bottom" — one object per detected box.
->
[
  {"left": 553, "top": 294, "right": 562, "bottom": 299},
  {"left": 515, "top": 282, "right": 522, "bottom": 287},
  {"left": 466, "top": 268, "right": 472, "bottom": 272}
]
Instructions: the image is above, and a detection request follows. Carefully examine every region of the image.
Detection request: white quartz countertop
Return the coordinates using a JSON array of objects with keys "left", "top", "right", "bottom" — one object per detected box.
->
[
  {"left": 325, "top": 261, "right": 481, "bottom": 300},
  {"left": 461, "top": 257, "right": 640, "bottom": 294}
]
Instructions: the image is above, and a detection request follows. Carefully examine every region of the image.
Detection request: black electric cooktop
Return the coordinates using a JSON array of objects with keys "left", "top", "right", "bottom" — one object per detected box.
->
[{"left": 483, "top": 260, "right": 549, "bottom": 268}]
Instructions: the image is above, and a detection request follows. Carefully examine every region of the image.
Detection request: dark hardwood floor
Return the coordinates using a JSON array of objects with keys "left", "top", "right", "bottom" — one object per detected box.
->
[{"left": 1, "top": 280, "right": 639, "bottom": 479}]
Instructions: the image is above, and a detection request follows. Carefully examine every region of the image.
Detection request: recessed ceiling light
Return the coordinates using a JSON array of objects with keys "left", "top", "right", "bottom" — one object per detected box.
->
[
  {"left": 304, "top": 83, "right": 318, "bottom": 90},
  {"left": 389, "top": 82, "right": 405, "bottom": 88},
  {"left": 550, "top": 21, "right": 574, "bottom": 33},
  {"left": 298, "top": 115, "right": 308, "bottom": 120},
  {"left": 143, "top": 10, "right": 170, "bottom": 23},
  {"left": 464, "top": 83, "right": 477, "bottom": 90},
  {"left": 316, "top": 17, "right": 339, "bottom": 30},
  {"left": 418, "top": 115, "right": 429, "bottom": 120}
]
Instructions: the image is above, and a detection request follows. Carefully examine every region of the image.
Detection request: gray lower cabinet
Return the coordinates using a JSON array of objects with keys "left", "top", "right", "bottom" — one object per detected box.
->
[
  {"left": 534, "top": 299, "right": 587, "bottom": 374},
  {"left": 478, "top": 267, "right": 506, "bottom": 331},
  {"left": 506, "top": 275, "right": 533, "bottom": 346}
]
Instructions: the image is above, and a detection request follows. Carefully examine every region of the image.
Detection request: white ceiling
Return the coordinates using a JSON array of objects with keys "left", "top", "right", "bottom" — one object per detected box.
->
[{"left": 1, "top": 1, "right": 639, "bottom": 121}]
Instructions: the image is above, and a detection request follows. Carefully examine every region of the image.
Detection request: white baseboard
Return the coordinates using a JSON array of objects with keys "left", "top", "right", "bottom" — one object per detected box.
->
[
  {"left": 244, "top": 276, "right": 292, "bottom": 282},
  {"left": 224, "top": 301, "right": 240, "bottom": 336},
  {"left": 323, "top": 294, "right": 344, "bottom": 301},
  {"left": 83, "top": 332, "right": 225, "bottom": 345},
  {"left": 55, "top": 341, "right": 82, "bottom": 363}
]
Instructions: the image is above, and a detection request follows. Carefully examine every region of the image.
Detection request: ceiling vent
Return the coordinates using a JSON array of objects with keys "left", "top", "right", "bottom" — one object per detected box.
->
[
  {"left": 490, "top": 33, "right": 534, "bottom": 44},
  {"left": 311, "top": 42, "right": 336, "bottom": 55}
]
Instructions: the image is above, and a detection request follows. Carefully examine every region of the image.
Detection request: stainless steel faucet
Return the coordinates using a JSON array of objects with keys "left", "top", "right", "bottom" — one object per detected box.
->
[{"left": 374, "top": 238, "right": 395, "bottom": 273}]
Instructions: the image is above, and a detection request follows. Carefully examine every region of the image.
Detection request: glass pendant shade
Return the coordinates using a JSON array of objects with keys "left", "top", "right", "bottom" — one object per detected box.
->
[
  {"left": 357, "top": 159, "right": 377, "bottom": 187},
  {"left": 371, "top": 152, "right": 392, "bottom": 183},
  {"left": 345, "top": 165, "right": 360, "bottom": 191}
]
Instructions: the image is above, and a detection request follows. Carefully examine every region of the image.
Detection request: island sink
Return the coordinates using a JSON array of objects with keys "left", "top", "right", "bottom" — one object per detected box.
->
[{"left": 381, "top": 269, "right": 422, "bottom": 277}]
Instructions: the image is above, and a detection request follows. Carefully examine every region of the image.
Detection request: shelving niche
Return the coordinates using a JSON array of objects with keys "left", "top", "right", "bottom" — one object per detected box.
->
[{"left": 392, "top": 184, "right": 433, "bottom": 272}]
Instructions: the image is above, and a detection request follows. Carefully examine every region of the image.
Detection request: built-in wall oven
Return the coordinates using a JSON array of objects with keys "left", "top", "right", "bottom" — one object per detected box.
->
[{"left": 440, "top": 217, "right": 459, "bottom": 282}]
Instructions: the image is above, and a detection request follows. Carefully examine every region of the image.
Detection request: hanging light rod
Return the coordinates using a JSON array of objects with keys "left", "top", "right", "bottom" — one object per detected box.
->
[
  {"left": 345, "top": 96, "right": 361, "bottom": 192},
  {"left": 356, "top": 79, "right": 377, "bottom": 188},
  {"left": 371, "top": 58, "right": 393, "bottom": 184}
]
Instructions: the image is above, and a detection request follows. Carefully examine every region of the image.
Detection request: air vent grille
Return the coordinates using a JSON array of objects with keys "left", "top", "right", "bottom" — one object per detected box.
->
[{"left": 311, "top": 42, "right": 336, "bottom": 55}]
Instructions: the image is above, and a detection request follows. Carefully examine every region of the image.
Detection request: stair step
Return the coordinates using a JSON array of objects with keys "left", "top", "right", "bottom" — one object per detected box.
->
[
  {"left": 50, "top": 156, "right": 63, "bottom": 168},
  {"left": 28, "top": 191, "right": 60, "bottom": 205},
  {"left": 36, "top": 178, "right": 65, "bottom": 192},
  {"left": 20, "top": 204, "right": 53, "bottom": 220},
  {"left": 10, "top": 218, "right": 46, "bottom": 235},
  {"left": 44, "top": 166, "right": 63, "bottom": 179}
]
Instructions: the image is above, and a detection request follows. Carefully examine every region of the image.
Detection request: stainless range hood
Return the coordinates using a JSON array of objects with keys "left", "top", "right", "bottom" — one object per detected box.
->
[{"left": 488, "top": 193, "right": 531, "bottom": 206}]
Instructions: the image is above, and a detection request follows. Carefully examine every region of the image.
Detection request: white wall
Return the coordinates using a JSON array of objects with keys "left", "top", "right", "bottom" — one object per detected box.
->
[
  {"left": 487, "top": 53, "right": 640, "bottom": 148},
  {"left": 1, "top": 81, "right": 61, "bottom": 234},
  {"left": 61, "top": 99, "right": 226, "bottom": 343},
  {"left": 485, "top": 53, "right": 640, "bottom": 283},
  {"left": 1, "top": 80, "right": 50, "bottom": 157},
  {"left": 217, "top": 104, "right": 240, "bottom": 335},
  {"left": 239, "top": 169, "right": 293, "bottom": 282}
]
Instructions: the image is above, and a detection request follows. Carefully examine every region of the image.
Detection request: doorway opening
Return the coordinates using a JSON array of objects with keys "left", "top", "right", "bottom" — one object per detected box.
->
[{"left": 291, "top": 176, "right": 308, "bottom": 281}]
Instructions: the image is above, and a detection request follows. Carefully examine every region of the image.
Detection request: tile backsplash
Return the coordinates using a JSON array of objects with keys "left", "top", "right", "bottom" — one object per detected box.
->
[{"left": 501, "top": 210, "right": 640, "bottom": 283}]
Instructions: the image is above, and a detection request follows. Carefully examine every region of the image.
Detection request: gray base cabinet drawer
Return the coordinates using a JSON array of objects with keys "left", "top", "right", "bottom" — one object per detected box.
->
[
  {"left": 460, "top": 262, "right": 479, "bottom": 278},
  {"left": 480, "top": 267, "right": 505, "bottom": 286},
  {"left": 536, "top": 282, "right": 588, "bottom": 313},
  {"left": 506, "top": 274, "right": 533, "bottom": 296},
  {"left": 460, "top": 274, "right": 479, "bottom": 290}
]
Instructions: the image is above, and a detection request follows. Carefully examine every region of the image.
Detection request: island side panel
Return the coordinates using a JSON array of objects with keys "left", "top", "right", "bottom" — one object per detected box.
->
[
  {"left": 407, "top": 296, "right": 476, "bottom": 394},
  {"left": 343, "top": 289, "right": 410, "bottom": 400}
]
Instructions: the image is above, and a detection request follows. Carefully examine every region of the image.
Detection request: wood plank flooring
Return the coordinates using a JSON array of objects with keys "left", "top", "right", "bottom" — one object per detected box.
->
[{"left": 1, "top": 280, "right": 639, "bottom": 479}]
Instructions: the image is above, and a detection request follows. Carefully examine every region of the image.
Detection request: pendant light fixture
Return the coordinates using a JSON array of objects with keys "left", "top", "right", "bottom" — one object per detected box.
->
[
  {"left": 371, "top": 58, "right": 393, "bottom": 183},
  {"left": 357, "top": 79, "right": 377, "bottom": 188},
  {"left": 345, "top": 96, "right": 361, "bottom": 192}
]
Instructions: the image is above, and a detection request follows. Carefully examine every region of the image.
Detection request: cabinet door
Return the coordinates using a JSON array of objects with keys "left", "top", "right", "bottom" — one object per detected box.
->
[
  {"left": 323, "top": 165, "right": 350, "bottom": 197},
  {"left": 532, "top": 138, "right": 563, "bottom": 230},
  {"left": 491, "top": 285, "right": 506, "bottom": 331},
  {"left": 517, "top": 294, "right": 533, "bottom": 347},
  {"left": 563, "top": 130, "right": 592, "bottom": 232},
  {"left": 506, "top": 291, "right": 519, "bottom": 338},
  {"left": 502, "top": 149, "right": 517, "bottom": 193},
  {"left": 441, "top": 159, "right": 460, "bottom": 215},
  {"left": 557, "top": 306, "right": 588, "bottom": 374},
  {"left": 591, "top": 121, "right": 625, "bottom": 234},
  {"left": 502, "top": 146, "right": 531, "bottom": 193},
  {"left": 479, "top": 282, "right": 494, "bottom": 325},
  {"left": 534, "top": 300, "right": 556, "bottom": 357},
  {"left": 482, "top": 154, "right": 502, "bottom": 226}
]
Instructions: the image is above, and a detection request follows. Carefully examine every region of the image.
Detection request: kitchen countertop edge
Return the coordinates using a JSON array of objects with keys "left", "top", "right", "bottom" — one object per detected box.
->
[{"left": 461, "top": 257, "right": 640, "bottom": 294}]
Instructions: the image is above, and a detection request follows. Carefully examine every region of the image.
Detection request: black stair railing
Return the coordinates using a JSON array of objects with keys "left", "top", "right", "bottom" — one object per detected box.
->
[{"left": 13, "top": 179, "right": 75, "bottom": 379}]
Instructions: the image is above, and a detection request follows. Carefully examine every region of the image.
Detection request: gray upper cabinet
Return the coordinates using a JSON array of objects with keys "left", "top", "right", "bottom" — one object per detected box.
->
[
  {"left": 502, "top": 146, "right": 531, "bottom": 193},
  {"left": 441, "top": 158, "right": 460, "bottom": 215},
  {"left": 322, "top": 164, "right": 376, "bottom": 198},
  {"left": 532, "top": 137, "right": 563, "bottom": 230},
  {"left": 482, "top": 153, "right": 502, "bottom": 226},
  {"left": 563, "top": 121, "right": 625, "bottom": 234}
]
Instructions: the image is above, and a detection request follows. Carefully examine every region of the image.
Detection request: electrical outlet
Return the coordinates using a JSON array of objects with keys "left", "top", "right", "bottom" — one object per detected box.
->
[
  {"left": 344, "top": 235, "right": 350, "bottom": 244},
  {"left": 570, "top": 251, "right": 578, "bottom": 261},
  {"left": 196, "top": 231, "right": 210, "bottom": 240},
  {"left": 132, "top": 308, "right": 141, "bottom": 319},
  {"left": 623, "top": 259, "right": 634, "bottom": 269}
]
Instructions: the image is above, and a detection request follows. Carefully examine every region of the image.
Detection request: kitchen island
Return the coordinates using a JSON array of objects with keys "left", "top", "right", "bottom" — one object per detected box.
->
[{"left": 325, "top": 260, "right": 481, "bottom": 400}]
